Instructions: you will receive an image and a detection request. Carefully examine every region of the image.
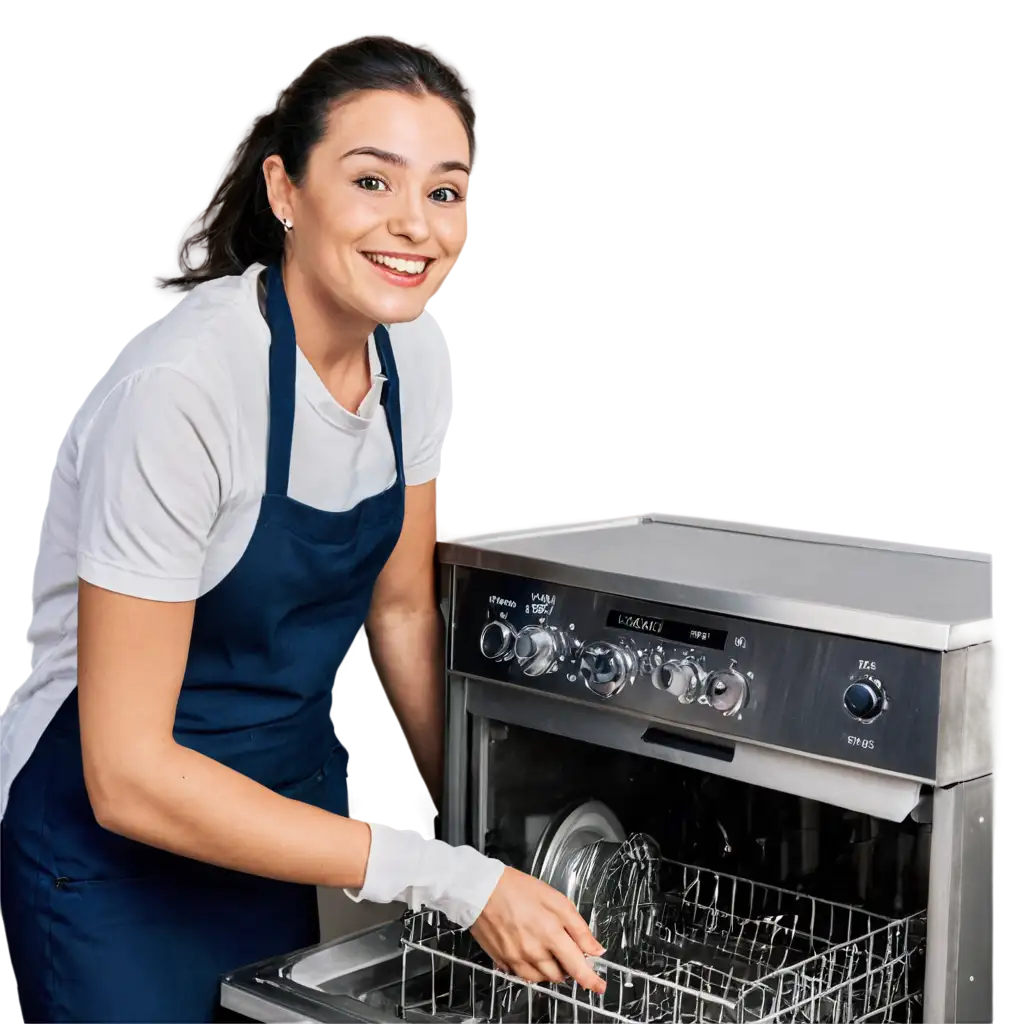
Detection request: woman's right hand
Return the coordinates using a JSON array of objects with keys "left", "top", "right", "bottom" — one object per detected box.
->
[{"left": 470, "top": 867, "right": 607, "bottom": 994}]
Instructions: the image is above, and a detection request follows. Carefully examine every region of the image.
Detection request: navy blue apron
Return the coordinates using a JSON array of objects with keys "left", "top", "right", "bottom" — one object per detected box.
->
[{"left": 0, "top": 262, "right": 406, "bottom": 1022}]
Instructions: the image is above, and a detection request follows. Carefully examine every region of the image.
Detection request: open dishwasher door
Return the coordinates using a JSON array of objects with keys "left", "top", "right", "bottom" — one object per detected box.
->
[{"left": 221, "top": 918, "right": 407, "bottom": 1022}]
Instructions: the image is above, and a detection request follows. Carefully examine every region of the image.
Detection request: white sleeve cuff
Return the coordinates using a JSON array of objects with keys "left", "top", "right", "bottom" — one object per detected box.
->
[
  {"left": 404, "top": 453, "right": 442, "bottom": 487},
  {"left": 344, "top": 822, "right": 505, "bottom": 929},
  {"left": 77, "top": 553, "right": 202, "bottom": 603}
]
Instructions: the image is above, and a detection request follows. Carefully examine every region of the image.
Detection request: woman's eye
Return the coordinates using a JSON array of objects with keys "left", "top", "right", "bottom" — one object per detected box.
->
[
  {"left": 431, "top": 186, "right": 462, "bottom": 203},
  {"left": 356, "top": 176, "right": 388, "bottom": 192}
]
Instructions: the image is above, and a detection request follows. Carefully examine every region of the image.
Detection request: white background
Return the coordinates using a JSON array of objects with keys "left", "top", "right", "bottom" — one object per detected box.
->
[
  {"left": 2, "top": 6, "right": 1024, "bottom": 696},
  {"left": 0, "top": 6, "right": 1019, "bottom": 688}
]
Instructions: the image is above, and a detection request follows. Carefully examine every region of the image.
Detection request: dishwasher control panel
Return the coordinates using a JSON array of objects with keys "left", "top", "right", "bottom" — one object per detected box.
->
[{"left": 448, "top": 566, "right": 942, "bottom": 780}]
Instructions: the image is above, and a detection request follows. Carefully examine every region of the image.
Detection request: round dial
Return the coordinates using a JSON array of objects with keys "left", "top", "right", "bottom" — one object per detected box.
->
[
  {"left": 579, "top": 642, "right": 637, "bottom": 698},
  {"left": 843, "top": 677, "right": 886, "bottom": 722},
  {"left": 652, "top": 657, "right": 704, "bottom": 704},
  {"left": 514, "top": 625, "right": 564, "bottom": 677},
  {"left": 705, "top": 661, "right": 748, "bottom": 716},
  {"left": 479, "top": 620, "right": 515, "bottom": 661}
]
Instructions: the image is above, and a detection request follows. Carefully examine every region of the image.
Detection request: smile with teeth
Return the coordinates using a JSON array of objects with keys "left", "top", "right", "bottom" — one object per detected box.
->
[{"left": 364, "top": 252, "right": 431, "bottom": 275}]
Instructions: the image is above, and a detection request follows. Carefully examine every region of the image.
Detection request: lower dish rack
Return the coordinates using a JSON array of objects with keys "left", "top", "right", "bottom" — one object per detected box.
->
[{"left": 396, "top": 851, "right": 925, "bottom": 1023}]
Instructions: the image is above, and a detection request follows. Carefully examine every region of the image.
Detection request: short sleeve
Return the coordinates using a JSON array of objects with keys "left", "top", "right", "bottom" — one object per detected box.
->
[
  {"left": 401, "top": 311, "right": 453, "bottom": 486},
  {"left": 76, "top": 367, "right": 231, "bottom": 602}
]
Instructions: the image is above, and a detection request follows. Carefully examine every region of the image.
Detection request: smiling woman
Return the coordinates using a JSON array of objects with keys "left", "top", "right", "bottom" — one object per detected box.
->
[
  {"left": 0, "top": 35, "right": 603, "bottom": 1024},
  {"left": 163, "top": 42, "right": 475, "bottom": 407}
]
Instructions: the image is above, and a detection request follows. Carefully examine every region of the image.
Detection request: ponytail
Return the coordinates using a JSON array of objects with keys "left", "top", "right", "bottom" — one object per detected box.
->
[{"left": 159, "top": 111, "right": 282, "bottom": 289}]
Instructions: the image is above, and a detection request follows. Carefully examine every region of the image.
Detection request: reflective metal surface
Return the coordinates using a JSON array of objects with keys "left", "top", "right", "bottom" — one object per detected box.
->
[
  {"left": 220, "top": 919, "right": 416, "bottom": 1022},
  {"left": 437, "top": 514, "right": 991, "bottom": 650},
  {"left": 530, "top": 799, "right": 626, "bottom": 903}
]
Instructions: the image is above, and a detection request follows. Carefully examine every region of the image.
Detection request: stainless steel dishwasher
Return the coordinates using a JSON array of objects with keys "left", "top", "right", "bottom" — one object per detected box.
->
[{"left": 221, "top": 514, "right": 992, "bottom": 1023}]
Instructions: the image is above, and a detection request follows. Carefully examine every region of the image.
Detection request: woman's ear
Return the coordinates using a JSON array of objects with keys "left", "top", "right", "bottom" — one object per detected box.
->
[{"left": 263, "top": 154, "right": 294, "bottom": 226}]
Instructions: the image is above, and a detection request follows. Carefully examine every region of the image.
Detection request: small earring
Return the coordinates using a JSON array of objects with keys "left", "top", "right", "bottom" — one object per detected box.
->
[{"left": 281, "top": 217, "right": 293, "bottom": 232}]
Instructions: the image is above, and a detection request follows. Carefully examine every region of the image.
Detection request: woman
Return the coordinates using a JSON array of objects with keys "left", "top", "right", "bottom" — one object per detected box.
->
[{"left": 0, "top": 36, "right": 605, "bottom": 1023}]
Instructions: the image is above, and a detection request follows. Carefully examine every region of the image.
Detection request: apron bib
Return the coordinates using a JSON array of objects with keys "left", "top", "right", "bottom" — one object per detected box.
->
[{"left": 1, "top": 262, "right": 406, "bottom": 1022}]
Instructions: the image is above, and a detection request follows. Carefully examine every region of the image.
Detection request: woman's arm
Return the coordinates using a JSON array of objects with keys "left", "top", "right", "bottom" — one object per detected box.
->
[
  {"left": 77, "top": 579, "right": 373, "bottom": 888},
  {"left": 72, "top": 370, "right": 374, "bottom": 885},
  {"left": 364, "top": 480, "right": 446, "bottom": 808},
  {"left": 78, "top": 576, "right": 606, "bottom": 992}
]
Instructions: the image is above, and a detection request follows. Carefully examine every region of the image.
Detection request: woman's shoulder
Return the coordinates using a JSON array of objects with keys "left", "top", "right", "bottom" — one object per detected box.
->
[
  {"left": 124, "top": 266, "right": 265, "bottom": 380},
  {"left": 65, "top": 274, "right": 264, "bottom": 462},
  {"left": 75, "top": 268, "right": 266, "bottom": 432}
]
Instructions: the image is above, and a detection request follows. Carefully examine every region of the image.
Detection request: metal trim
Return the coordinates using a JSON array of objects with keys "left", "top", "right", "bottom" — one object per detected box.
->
[
  {"left": 935, "top": 644, "right": 994, "bottom": 785},
  {"left": 442, "top": 676, "right": 468, "bottom": 848},
  {"left": 962, "top": 643, "right": 995, "bottom": 778},
  {"left": 220, "top": 979, "right": 385, "bottom": 1022},
  {"left": 454, "top": 550, "right": 988, "bottom": 650},
  {"left": 956, "top": 778, "right": 993, "bottom": 1021},
  {"left": 935, "top": 650, "right": 968, "bottom": 789},
  {"left": 471, "top": 713, "right": 489, "bottom": 854},
  {"left": 922, "top": 778, "right": 993, "bottom": 1023}
]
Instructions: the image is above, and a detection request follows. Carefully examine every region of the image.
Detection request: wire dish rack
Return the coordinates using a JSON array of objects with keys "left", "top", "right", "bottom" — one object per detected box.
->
[{"left": 396, "top": 836, "right": 925, "bottom": 1023}]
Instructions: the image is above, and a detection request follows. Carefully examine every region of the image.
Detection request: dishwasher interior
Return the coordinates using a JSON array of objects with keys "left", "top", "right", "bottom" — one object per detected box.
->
[
  {"left": 221, "top": 720, "right": 933, "bottom": 1024},
  {"left": 220, "top": 515, "right": 991, "bottom": 1023},
  {"left": 482, "top": 721, "right": 931, "bottom": 922}
]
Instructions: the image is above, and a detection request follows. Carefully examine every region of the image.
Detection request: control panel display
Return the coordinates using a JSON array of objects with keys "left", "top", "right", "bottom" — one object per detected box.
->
[
  {"left": 448, "top": 566, "right": 944, "bottom": 781},
  {"left": 607, "top": 609, "right": 728, "bottom": 650}
]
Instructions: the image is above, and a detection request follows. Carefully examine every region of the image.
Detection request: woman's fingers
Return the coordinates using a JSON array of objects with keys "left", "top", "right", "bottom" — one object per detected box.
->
[
  {"left": 509, "top": 961, "right": 546, "bottom": 985},
  {"left": 469, "top": 867, "right": 607, "bottom": 994},
  {"left": 533, "top": 958, "right": 567, "bottom": 985},
  {"left": 554, "top": 896, "right": 605, "bottom": 957},
  {"left": 549, "top": 927, "right": 607, "bottom": 994}
]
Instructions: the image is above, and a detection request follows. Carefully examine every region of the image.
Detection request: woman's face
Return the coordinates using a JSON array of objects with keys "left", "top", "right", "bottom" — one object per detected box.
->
[{"left": 269, "top": 89, "right": 471, "bottom": 327}]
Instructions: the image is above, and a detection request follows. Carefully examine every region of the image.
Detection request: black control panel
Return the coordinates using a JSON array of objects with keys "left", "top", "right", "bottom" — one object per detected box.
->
[{"left": 449, "top": 567, "right": 943, "bottom": 781}]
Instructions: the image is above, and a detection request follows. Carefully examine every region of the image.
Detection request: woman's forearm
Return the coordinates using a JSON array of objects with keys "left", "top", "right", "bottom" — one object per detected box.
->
[
  {"left": 366, "top": 605, "right": 446, "bottom": 808},
  {"left": 90, "top": 738, "right": 370, "bottom": 888}
]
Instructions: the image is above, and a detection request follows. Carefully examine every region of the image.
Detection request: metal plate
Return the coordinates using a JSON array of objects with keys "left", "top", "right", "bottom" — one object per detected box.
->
[{"left": 530, "top": 799, "right": 626, "bottom": 893}]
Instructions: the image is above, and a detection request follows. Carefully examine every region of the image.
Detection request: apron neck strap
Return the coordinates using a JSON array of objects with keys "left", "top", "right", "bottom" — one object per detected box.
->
[
  {"left": 264, "top": 262, "right": 297, "bottom": 497},
  {"left": 372, "top": 323, "right": 405, "bottom": 485}
]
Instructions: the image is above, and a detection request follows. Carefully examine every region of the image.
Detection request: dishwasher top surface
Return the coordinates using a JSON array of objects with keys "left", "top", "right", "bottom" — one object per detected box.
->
[{"left": 436, "top": 514, "right": 992, "bottom": 650}]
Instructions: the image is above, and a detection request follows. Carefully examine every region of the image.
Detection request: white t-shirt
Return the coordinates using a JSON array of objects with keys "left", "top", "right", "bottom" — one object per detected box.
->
[{"left": 0, "top": 262, "right": 453, "bottom": 817}]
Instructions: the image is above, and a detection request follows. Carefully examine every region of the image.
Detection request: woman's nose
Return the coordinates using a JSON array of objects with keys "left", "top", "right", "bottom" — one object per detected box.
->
[{"left": 388, "top": 192, "right": 430, "bottom": 244}]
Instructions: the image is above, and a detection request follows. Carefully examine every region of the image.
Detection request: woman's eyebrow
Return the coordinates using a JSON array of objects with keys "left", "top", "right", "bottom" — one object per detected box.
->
[{"left": 344, "top": 146, "right": 471, "bottom": 176}]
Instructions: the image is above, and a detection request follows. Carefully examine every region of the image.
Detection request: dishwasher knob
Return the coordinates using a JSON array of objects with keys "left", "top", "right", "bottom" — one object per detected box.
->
[
  {"left": 652, "top": 657, "right": 705, "bottom": 704},
  {"left": 705, "top": 660, "right": 748, "bottom": 716},
  {"left": 843, "top": 677, "right": 886, "bottom": 722},
  {"left": 514, "top": 625, "right": 565, "bottom": 676},
  {"left": 579, "top": 642, "right": 637, "bottom": 698},
  {"left": 479, "top": 620, "right": 515, "bottom": 660}
]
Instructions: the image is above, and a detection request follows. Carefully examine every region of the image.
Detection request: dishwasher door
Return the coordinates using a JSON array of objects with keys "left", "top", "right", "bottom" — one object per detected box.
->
[{"left": 221, "top": 916, "right": 452, "bottom": 1023}]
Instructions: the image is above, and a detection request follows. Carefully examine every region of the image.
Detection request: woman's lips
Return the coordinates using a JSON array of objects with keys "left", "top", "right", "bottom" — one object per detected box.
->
[{"left": 360, "top": 251, "right": 432, "bottom": 288}]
